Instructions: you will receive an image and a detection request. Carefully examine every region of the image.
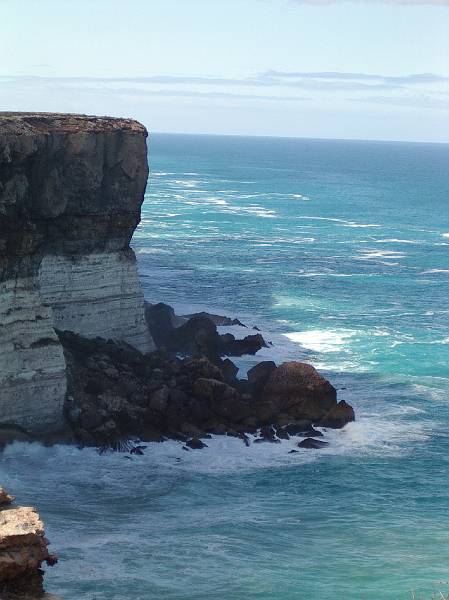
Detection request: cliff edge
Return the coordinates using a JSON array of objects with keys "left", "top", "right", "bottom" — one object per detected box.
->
[{"left": 0, "top": 112, "right": 154, "bottom": 436}]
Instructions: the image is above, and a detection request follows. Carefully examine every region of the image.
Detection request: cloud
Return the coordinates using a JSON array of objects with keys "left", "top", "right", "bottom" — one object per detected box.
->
[
  {"left": 3, "top": 70, "right": 448, "bottom": 93},
  {"left": 262, "top": 70, "right": 449, "bottom": 85},
  {"left": 289, "top": 0, "right": 449, "bottom": 5}
]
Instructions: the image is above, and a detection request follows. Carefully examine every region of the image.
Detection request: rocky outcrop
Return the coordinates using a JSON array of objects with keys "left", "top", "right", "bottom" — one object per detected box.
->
[
  {"left": 145, "top": 302, "right": 267, "bottom": 362},
  {"left": 58, "top": 327, "right": 354, "bottom": 449},
  {"left": 0, "top": 112, "right": 154, "bottom": 435},
  {"left": 0, "top": 487, "right": 57, "bottom": 598}
]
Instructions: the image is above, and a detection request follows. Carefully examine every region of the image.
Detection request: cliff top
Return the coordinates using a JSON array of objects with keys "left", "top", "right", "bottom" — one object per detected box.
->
[{"left": 0, "top": 112, "right": 147, "bottom": 135}]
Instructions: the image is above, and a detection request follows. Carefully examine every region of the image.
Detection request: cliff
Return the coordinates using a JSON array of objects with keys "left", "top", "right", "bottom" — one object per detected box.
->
[
  {"left": 0, "top": 112, "right": 154, "bottom": 436},
  {"left": 0, "top": 486, "right": 57, "bottom": 598}
]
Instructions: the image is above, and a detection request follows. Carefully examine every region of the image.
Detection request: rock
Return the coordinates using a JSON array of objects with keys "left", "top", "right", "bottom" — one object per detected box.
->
[
  {"left": 180, "top": 356, "right": 224, "bottom": 383},
  {"left": 79, "top": 407, "right": 106, "bottom": 431},
  {"left": 219, "top": 358, "right": 239, "bottom": 384},
  {"left": 186, "top": 437, "right": 208, "bottom": 450},
  {"left": 0, "top": 489, "right": 57, "bottom": 594},
  {"left": 145, "top": 302, "right": 187, "bottom": 348},
  {"left": 247, "top": 361, "right": 277, "bottom": 394},
  {"left": 297, "top": 438, "right": 329, "bottom": 449},
  {"left": 221, "top": 333, "right": 267, "bottom": 357},
  {"left": 182, "top": 311, "right": 246, "bottom": 328},
  {"left": 140, "top": 427, "right": 165, "bottom": 443},
  {"left": 0, "top": 488, "right": 14, "bottom": 506},
  {"left": 193, "top": 378, "right": 251, "bottom": 423},
  {"left": 147, "top": 386, "right": 170, "bottom": 413},
  {"left": 319, "top": 400, "right": 355, "bottom": 429},
  {"left": 289, "top": 449, "right": 299, "bottom": 454},
  {"left": 257, "top": 362, "right": 344, "bottom": 425},
  {"left": 284, "top": 421, "right": 323, "bottom": 437},
  {"left": 0, "top": 113, "right": 154, "bottom": 437},
  {"left": 180, "top": 423, "right": 207, "bottom": 438},
  {"left": 254, "top": 425, "right": 281, "bottom": 443},
  {"left": 170, "top": 316, "right": 222, "bottom": 360},
  {"left": 276, "top": 428, "right": 290, "bottom": 440},
  {"left": 0, "top": 425, "right": 32, "bottom": 448}
]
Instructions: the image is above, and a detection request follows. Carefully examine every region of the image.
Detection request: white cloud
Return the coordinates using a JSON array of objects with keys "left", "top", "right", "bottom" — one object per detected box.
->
[{"left": 289, "top": 0, "right": 449, "bottom": 5}]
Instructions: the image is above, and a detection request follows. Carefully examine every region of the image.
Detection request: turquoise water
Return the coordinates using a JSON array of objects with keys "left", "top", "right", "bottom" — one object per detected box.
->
[{"left": 1, "top": 134, "right": 449, "bottom": 599}]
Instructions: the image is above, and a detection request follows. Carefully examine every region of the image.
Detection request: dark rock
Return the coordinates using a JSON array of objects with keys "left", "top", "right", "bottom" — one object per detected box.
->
[
  {"left": 276, "top": 428, "right": 290, "bottom": 440},
  {"left": 186, "top": 437, "right": 208, "bottom": 450},
  {"left": 284, "top": 421, "right": 323, "bottom": 437},
  {"left": 147, "top": 386, "right": 170, "bottom": 413},
  {"left": 130, "top": 446, "right": 145, "bottom": 455},
  {"left": 220, "top": 358, "right": 239, "bottom": 384},
  {"left": 319, "top": 400, "right": 355, "bottom": 429},
  {"left": 0, "top": 425, "right": 32, "bottom": 448},
  {"left": 140, "top": 428, "right": 165, "bottom": 443},
  {"left": 180, "top": 423, "right": 207, "bottom": 438},
  {"left": 145, "top": 302, "right": 187, "bottom": 348},
  {"left": 297, "top": 438, "right": 329, "bottom": 449},
  {"left": 182, "top": 311, "right": 246, "bottom": 328},
  {"left": 247, "top": 361, "right": 276, "bottom": 394},
  {"left": 79, "top": 408, "right": 105, "bottom": 431},
  {"left": 256, "top": 361, "right": 343, "bottom": 425},
  {"left": 284, "top": 420, "right": 313, "bottom": 435},
  {"left": 180, "top": 356, "right": 224, "bottom": 383},
  {"left": 171, "top": 316, "right": 221, "bottom": 360},
  {"left": 221, "top": 333, "right": 267, "bottom": 357}
]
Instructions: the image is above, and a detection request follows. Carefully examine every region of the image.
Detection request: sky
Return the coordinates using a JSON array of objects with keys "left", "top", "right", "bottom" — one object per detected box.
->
[{"left": 1, "top": 0, "right": 449, "bottom": 142}]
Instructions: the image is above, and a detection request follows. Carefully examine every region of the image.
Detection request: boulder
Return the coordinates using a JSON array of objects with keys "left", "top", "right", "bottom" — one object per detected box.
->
[
  {"left": 0, "top": 488, "right": 14, "bottom": 506},
  {"left": 182, "top": 311, "right": 246, "bottom": 327},
  {"left": 145, "top": 302, "right": 187, "bottom": 348},
  {"left": 247, "top": 361, "right": 276, "bottom": 395},
  {"left": 319, "top": 400, "right": 355, "bottom": 429},
  {"left": 254, "top": 425, "right": 280, "bottom": 443},
  {"left": 284, "top": 421, "right": 323, "bottom": 437},
  {"left": 256, "top": 362, "right": 345, "bottom": 425},
  {"left": 297, "top": 438, "right": 329, "bottom": 449},
  {"left": 0, "top": 489, "right": 57, "bottom": 595},
  {"left": 185, "top": 437, "right": 208, "bottom": 450},
  {"left": 221, "top": 333, "right": 267, "bottom": 357}
]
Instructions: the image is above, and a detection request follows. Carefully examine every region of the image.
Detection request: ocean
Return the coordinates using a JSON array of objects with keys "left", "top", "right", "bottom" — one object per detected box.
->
[{"left": 1, "top": 134, "right": 449, "bottom": 599}]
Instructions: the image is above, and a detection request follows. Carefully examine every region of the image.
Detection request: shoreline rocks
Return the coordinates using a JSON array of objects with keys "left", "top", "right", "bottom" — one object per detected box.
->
[
  {"left": 0, "top": 487, "right": 57, "bottom": 598},
  {"left": 0, "top": 113, "right": 355, "bottom": 453},
  {"left": 57, "top": 317, "right": 354, "bottom": 450}
]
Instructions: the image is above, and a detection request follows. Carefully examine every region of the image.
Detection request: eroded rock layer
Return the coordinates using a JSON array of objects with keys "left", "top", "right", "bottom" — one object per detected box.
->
[
  {"left": 0, "top": 486, "right": 57, "bottom": 598},
  {"left": 0, "top": 112, "right": 154, "bottom": 435}
]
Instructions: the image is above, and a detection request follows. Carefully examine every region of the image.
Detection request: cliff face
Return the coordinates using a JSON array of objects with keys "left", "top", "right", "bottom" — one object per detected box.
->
[
  {"left": 0, "top": 486, "right": 57, "bottom": 598},
  {"left": 0, "top": 113, "right": 154, "bottom": 435}
]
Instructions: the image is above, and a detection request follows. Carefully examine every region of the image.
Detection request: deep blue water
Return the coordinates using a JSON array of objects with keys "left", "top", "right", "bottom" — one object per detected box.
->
[{"left": 1, "top": 134, "right": 449, "bottom": 599}]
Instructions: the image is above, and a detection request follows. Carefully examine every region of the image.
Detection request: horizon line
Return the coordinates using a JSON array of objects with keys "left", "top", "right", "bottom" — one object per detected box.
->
[{"left": 148, "top": 130, "right": 449, "bottom": 145}]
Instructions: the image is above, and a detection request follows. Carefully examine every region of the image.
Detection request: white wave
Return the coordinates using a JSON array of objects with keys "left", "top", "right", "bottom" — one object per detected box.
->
[
  {"left": 284, "top": 329, "right": 357, "bottom": 353},
  {"left": 291, "top": 194, "right": 310, "bottom": 201},
  {"left": 135, "top": 248, "right": 172, "bottom": 255},
  {"left": 356, "top": 249, "right": 406, "bottom": 260},
  {"left": 168, "top": 179, "right": 201, "bottom": 188},
  {"left": 375, "top": 238, "right": 422, "bottom": 244},
  {"left": 297, "top": 216, "right": 380, "bottom": 228},
  {"left": 296, "top": 271, "right": 356, "bottom": 278},
  {"left": 420, "top": 269, "right": 449, "bottom": 274},
  {"left": 442, "top": 233, "right": 449, "bottom": 238}
]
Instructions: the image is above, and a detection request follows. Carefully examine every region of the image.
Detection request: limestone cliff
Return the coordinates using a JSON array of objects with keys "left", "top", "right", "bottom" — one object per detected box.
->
[
  {"left": 0, "top": 486, "right": 57, "bottom": 598},
  {"left": 0, "top": 112, "right": 154, "bottom": 435}
]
